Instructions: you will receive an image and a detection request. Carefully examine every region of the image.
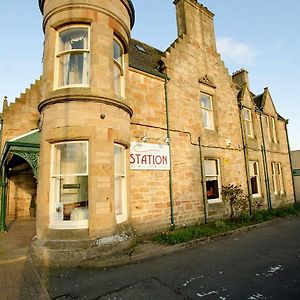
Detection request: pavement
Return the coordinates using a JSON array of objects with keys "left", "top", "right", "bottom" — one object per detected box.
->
[
  {"left": 0, "top": 218, "right": 51, "bottom": 300},
  {"left": 0, "top": 216, "right": 299, "bottom": 299}
]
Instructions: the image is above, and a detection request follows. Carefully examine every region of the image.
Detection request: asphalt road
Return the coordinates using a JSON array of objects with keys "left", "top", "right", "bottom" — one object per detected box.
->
[{"left": 45, "top": 217, "right": 300, "bottom": 300}]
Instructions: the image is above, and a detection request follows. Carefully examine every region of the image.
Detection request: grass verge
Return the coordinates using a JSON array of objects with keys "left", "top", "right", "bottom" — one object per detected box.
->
[{"left": 154, "top": 203, "right": 300, "bottom": 245}]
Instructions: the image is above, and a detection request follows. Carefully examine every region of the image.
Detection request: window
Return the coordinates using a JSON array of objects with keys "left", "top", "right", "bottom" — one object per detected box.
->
[
  {"left": 271, "top": 162, "right": 278, "bottom": 195},
  {"left": 113, "top": 38, "right": 125, "bottom": 97},
  {"left": 55, "top": 25, "right": 90, "bottom": 88},
  {"left": 204, "top": 159, "right": 221, "bottom": 203},
  {"left": 271, "top": 162, "right": 284, "bottom": 195},
  {"left": 265, "top": 115, "right": 271, "bottom": 142},
  {"left": 277, "top": 163, "right": 284, "bottom": 194},
  {"left": 135, "top": 44, "right": 146, "bottom": 53},
  {"left": 249, "top": 161, "right": 261, "bottom": 197},
  {"left": 114, "top": 144, "right": 127, "bottom": 223},
  {"left": 50, "top": 141, "right": 88, "bottom": 228},
  {"left": 271, "top": 117, "right": 277, "bottom": 143},
  {"left": 201, "top": 94, "right": 215, "bottom": 130},
  {"left": 243, "top": 108, "right": 254, "bottom": 137}
]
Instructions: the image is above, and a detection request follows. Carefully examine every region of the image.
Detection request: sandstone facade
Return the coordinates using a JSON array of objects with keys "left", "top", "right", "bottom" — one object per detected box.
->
[{"left": 0, "top": 0, "right": 295, "bottom": 262}]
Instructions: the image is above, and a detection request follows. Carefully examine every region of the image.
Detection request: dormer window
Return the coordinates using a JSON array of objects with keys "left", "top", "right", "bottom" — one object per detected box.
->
[
  {"left": 135, "top": 44, "right": 146, "bottom": 53},
  {"left": 113, "top": 38, "right": 125, "bottom": 97},
  {"left": 55, "top": 25, "right": 90, "bottom": 89}
]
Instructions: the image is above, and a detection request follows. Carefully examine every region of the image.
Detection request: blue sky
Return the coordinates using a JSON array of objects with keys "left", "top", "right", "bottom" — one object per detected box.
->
[{"left": 0, "top": 1, "right": 299, "bottom": 149}]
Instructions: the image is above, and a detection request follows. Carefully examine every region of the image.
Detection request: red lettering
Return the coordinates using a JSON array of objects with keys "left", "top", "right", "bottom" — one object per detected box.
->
[
  {"left": 135, "top": 153, "right": 141, "bottom": 164},
  {"left": 141, "top": 155, "right": 147, "bottom": 164},
  {"left": 162, "top": 156, "right": 168, "bottom": 165},
  {"left": 155, "top": 155, "right": 162, "bottom": 164},
  {"left": 130, "top": 153, "right": 135, "bottom": 164},
  {"left": 147, "top": 154, "right": 153, "bottom": 164}
]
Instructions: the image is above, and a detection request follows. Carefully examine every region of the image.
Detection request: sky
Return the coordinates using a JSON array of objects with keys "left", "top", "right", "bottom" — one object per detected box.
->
[{"left": 0, "top": 0, "right": 299, "bottom": 150}]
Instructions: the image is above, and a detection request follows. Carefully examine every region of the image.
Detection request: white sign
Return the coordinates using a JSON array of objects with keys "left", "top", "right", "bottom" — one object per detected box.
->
[{"left": 130, "top": 142, "right": 170, "bottom": 170}]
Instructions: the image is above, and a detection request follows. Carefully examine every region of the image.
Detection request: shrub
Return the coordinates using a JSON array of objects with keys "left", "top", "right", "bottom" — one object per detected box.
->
[{"left": 222, "top": 184, "right": 249, "bottom": 221}]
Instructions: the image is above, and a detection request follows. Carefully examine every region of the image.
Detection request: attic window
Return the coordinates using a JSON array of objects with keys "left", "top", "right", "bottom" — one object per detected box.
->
[{"left": 135, "top": 44, "right": 146, "bottom": 53}]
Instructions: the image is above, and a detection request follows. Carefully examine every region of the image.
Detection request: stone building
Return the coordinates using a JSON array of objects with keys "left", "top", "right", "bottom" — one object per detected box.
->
[
  {"left": 291, "top": 150, "right": 300, "bottom": 202},
  {"left": 0, "top": 0, "right": 295, "bottom": 264}
]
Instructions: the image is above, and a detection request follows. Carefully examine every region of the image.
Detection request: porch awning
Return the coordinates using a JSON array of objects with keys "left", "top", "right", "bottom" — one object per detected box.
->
[{"left": 0, "top": 129, "right": 40, "bottom": 179}]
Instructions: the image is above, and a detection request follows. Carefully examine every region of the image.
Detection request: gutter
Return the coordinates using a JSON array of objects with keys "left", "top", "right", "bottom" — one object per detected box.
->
[
  {"left": 198, "top": 137, "right": 208, "bottom": 223},
  {"left": 164, "top": 77, "right": 175, "bottom": 228}
]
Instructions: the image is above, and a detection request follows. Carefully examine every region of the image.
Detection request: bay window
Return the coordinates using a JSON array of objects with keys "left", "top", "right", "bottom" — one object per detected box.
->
[
  {"left": 113, "top": 38, "right": 125, "bottom": 97},
  {"left": 50, "top": 141, "right": 88, "bottom": 228},
  {"left": 114, "top": 144, "right": 127, "bottom": 223},
  {"left": 201, "top": 94, "right": 215, "bottom": 130},
  {"left": 204, "top": 159, "right": 221, "bottom": 203},
  {"left": 55, "top": 25, "right": 90, "bottom": 88}
]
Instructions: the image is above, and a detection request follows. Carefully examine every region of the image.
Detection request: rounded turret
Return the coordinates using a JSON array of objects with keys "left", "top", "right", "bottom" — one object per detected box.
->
[{"left": 34, "top": 0, "right": 135, "bottom": 264}]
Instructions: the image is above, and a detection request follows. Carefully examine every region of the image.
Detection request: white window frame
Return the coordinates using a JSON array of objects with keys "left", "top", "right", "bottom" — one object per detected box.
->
[
  {"left": 243, "top": 108, "right": 254, "bottom": 138},
  {"left": 277, "top": 163, "right": 284, "bottom": 194},
  {"left": 249, "top": 161, "right": 261, "bottom": 197},
  {"left": 204, "top": 159, "right": 222, "bottom": 204},
  {"left": 271, "top": 117, "right": 277, "bottom": 143},
  {"left": 54, "top": 24, "right": 90, "bottom": 89},
  {"left": 201, "top": 94, "right": 215, "bottom": 130},
  {"left": 271, "top": 162, "right": 278, "bottom": 195},
  {"left": 49, "top": 141, "right": 89, "bottom": 229},
  {"left": 265, "top": 115, "right": 272, "bottom": 142},
  {"left": 113, "top": 37, "right": 125, "bottom": 97},
  {"left": 114, "top": 144, "right": 128, "bottom": 223}
]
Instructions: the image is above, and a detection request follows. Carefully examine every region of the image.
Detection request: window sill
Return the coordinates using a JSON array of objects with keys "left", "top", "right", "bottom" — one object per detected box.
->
[
  {"left": 55, "top": 84, "right": 90, "bottom": 90},
  {"left": 49, "top": 220, "right": 88, "bottom": 229},
  {"left": 116, "top": 214, "right": 128, "bottom": 224},
  {"left": 208, "top": 198, "right": 222, "bottom": 204}
]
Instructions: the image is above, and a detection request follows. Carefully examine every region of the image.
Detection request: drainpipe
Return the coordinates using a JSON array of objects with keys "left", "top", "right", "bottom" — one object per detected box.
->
[
  {"left": 0, "top": 166, "right": 7, "bottom": 232},
  {"left": 284, "top": 120, "right": 297, "bottom": 203},
  {"left": 238, "top": 102, "right": 252, "bottom": 214},
  {"left": 259, "top": 112, "right": 272, "bottom": 210},
  {"left": 164, "top": 77, "right": 175, "bottom": 228},
  {"left": 0, "top": 118, "right": 3, "bottom": 153},
  {"left": 198, "top": 137, "right": 208, "bottom": 224}
]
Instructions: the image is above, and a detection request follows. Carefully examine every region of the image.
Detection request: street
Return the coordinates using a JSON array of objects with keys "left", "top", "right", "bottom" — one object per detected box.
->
[{"left": 45, "top": 217, "right": 300, "bottom": 300}]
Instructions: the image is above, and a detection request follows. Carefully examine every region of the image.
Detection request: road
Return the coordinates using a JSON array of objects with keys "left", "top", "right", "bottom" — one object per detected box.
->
[{"left": 45, "top": 217, "right": 300, "bottom": 300}]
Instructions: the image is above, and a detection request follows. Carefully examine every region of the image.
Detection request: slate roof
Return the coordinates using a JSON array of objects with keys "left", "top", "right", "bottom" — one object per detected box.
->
[
  {"left": 129, "top": 39, "right": 166, "bottom": 78},
  {"left": 253, "top": 93, "right": 264, "bottom": 109}
]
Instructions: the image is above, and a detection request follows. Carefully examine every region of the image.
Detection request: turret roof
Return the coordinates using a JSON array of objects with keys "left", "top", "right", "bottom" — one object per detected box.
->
[{"left": 38, "top": 0, "right": 135, "bottom": 28}]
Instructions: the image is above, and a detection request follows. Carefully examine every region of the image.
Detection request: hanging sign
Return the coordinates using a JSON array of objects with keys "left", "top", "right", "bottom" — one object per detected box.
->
[
  {"left": 130, "top": 142, "right": 170, "bottom": 170},
  {"left": 293, "top": 169, "right": 300, "bottom": 176}
]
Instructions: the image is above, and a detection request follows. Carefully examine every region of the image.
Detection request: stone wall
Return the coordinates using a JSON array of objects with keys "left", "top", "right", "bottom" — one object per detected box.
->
[
  {"left": 7, "top": 171, "right": 36, "bottom": 219},
  {"left": 1, "top": 78, "right": 41, "bottom": 149}
]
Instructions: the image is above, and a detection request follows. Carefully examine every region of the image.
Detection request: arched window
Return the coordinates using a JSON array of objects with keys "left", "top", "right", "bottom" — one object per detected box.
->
[
  {"left": 113, "top": 38, "right": 125, "bottom": 97},
  {"left": 55, "top": 25, "right": 90, "bottom": 88}
]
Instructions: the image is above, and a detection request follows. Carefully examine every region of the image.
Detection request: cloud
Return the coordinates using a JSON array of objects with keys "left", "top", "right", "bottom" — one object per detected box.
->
[{"left": 216, "top": 37, "right": 259, "bottom": 67}]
